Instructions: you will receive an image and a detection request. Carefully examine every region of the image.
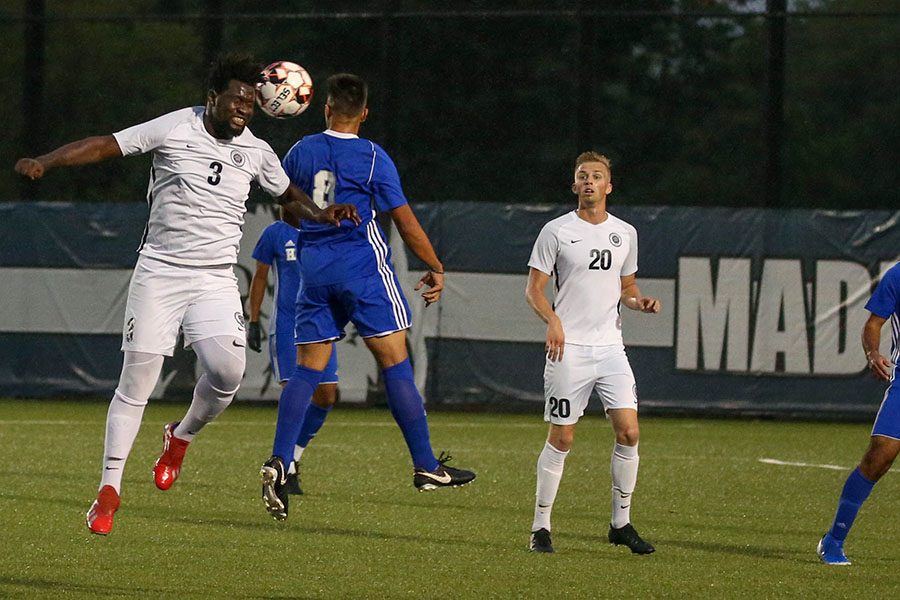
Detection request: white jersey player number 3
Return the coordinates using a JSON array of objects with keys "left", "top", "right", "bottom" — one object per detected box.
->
[{"left": 312, "top": 169, "right": 336, "bottom": 209}]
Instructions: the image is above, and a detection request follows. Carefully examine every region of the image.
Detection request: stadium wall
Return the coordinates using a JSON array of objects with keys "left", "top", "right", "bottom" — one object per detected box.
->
[{"left": 1, "top": 201, "right": 897, "bottom": 418}]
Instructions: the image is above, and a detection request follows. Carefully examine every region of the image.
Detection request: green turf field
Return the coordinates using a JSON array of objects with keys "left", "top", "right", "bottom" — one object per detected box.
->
[{"left": 1, "top": 399, "right": 897, "bottom": 598}]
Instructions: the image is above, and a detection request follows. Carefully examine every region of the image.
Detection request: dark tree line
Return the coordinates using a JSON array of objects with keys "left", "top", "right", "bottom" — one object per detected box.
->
[{"left": 1, "top": 0, "right": 897, "bottom": 209}]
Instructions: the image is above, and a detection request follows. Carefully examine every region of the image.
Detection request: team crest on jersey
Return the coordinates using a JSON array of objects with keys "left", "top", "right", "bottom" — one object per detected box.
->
[
  {"left": 230, "top": 150, "right": 246, "bottom": 167},
  {"left": 234, "top": 312, "right": 245, "bottom": 330},
  {"left": 609, "top": 233, "right": 623, "bottom": 247},
  {"left": 285, "top": 240, "right": 297, "bottom": 261}
]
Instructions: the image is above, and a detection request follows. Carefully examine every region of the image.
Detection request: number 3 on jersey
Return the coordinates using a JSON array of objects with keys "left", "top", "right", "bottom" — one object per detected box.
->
[{"left": 312, "top": 170, "right": 336, "bottom": 209}]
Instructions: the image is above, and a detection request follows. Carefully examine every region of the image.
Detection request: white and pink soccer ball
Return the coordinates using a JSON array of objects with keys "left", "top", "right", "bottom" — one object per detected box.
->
[{"left": 257, "top": 61, "right": 313, "bottom": 119}]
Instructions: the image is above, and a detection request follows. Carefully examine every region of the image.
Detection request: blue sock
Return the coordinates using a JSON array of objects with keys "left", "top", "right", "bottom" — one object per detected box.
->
[
  {"left": 272, "top": 365, "right": 323, "bottom": 464},
  {"left": 828, "top": 467, "right": 875, "bottom": 541},
  {"left": 296, "top": 402, "right": 331, "bottom": 449},
  {"left": 383, "top": 359, "right": 439, "bottom": 471}
]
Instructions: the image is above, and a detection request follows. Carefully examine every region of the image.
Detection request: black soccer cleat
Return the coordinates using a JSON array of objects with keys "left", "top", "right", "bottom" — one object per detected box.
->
[
  {"left": 608, "top": 523, "right": 655, "bottom": 554},
  {"left": 285, "top": 460, "right": 303, "bottom": 495},
  {"left": 260, "top": 456, "right": 289, "bottom": 521},
  {"left": 529, "top": 528, "right": 554, "bottom": 553},
  {"left": 413, "top": 451, "right": 476, "bottom": 491}
]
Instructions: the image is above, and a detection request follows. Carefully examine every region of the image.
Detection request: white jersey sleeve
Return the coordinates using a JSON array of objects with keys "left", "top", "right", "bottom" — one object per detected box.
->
[
  {"left": 113, "top": 107, "right": 198, "bottom": 156},
  {"left": 255, "top": 144, "right": 291, "bottom": 198},
  {"left": 622, "top": 223, "right": 638, "bottom": 276},
  {"left": 527, "top": 221, "right": 561, "bottom": 276}
]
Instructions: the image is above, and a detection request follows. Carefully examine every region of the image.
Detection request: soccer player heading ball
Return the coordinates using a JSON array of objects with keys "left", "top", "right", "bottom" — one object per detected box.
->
[
  {"left": 258, "top": 73, "right": 475, "bottom": 522},
  {"left": 14, "top": 53, "right": 359, "bottom": 536}
]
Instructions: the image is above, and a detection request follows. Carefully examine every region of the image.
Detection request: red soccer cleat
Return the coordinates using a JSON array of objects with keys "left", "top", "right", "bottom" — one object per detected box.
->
[
  {"left": 153, "top": 421, "right": 190, "bottom": 491},
  {"left": 86, "top": 485, "right": 120, "bottom": 535}
]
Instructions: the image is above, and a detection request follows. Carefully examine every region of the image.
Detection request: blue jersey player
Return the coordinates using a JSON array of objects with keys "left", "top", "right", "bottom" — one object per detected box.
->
[
  {"left": 818, "top": 262, "right": 900, "bottom": 565},
  {"left": 247, "top": 206, "right": 339, "bottom": 495},
  {"left": 259, "top": 73, "right": 475, "bottom": 521}
]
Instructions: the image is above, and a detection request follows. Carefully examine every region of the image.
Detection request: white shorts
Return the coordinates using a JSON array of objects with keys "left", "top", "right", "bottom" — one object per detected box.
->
[
  {"left": 543, "top": 344, "right": 638, "bottom": 425},
  {"left": 121, "top": 255, "right": 245, "bottom": 356}
]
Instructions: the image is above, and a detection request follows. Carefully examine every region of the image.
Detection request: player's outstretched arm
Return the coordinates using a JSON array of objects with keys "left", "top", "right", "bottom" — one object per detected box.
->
[
  {"left": 389, "top": 204, "right": 445, "bottom": 306},
  {"left": 862, "top": 313, "right": 892, "bottom": 381},
  {"left": 246, "top": 261, "right": 270, "bottom": 353},
  {"left": 278, "top": 184, "right": 360, "bottom": 227},
  {"left": 14, "top": 135, "right": 123, "bottom": 180},
  {"left": 620, "top": 274, "right": 661, "bottom": 313},
  {"left": 526, "top": 267, "right": 565, "bottom": 362}
]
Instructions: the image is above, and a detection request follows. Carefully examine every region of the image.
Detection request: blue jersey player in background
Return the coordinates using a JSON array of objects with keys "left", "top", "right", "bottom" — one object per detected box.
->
[
  {"left": 818, "top": 262, "right": 900, "bottom": 565},
  {"left": 259, "top": 73, "right": 475, "bottom": 521},
  {"left": 247, "top": 206, "right": 339, "bottom": 495}
]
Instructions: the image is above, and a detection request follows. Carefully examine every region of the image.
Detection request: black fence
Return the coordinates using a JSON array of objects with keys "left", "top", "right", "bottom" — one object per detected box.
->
[{"left": 2, "top": 1, "right": 898, "bottom": 210}]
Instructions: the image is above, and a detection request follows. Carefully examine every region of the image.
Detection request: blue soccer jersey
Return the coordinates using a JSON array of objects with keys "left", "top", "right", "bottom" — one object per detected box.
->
[
  {"left": 281, "top": 130, "right": 408, "bottom": 287},
  {"left": 867, "top": 262, "right": 900, "bottom": 438},
  {"left": 865, "top": 262, "right": 900, "bottom": 368},
  {"left": 251, "top": 221, "right": 302, "bottom": 337},
  {"left": 251, "top": 220, "right": 339, "bottom": 383}
]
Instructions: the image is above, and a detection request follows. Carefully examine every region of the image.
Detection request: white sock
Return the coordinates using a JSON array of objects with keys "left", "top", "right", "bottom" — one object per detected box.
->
[
  {"left": 610, "top": 442, "right": 639, "bottom": 529},
  {"left": 174, "top": 373, "right": 233, "bottom": 441},
  {"left": 293, "top": 444, "right": 305, "bottom": 464},
  {"left": 99, "top": 391, "right": 147, "bottom": 493},
  {"left": 532, "top": 441, "right": 569, "bottom": 532}
]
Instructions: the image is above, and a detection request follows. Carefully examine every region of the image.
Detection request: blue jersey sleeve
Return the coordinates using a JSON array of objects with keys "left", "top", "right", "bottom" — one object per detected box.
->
[
  {"left": 371, "top": 145, "right": 408, "bottom": 212},
  {"left": 282, "top": 140, "right": 312, "bottom": 193},
  {"left": 251, "top": 224, "right": 278, "bottom": 265},
  {"left": 865, "top": 263, "right": 900, "bottom": 319}
]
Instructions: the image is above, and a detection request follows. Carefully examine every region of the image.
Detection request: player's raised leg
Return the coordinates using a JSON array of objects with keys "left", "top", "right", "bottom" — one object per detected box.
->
[
  {"left": 365, "top": 331, "right": 475, "bottom": 490},
  {"left": 154, "top": 335, "right": 245, "bottom": 490},
  {"left": 87, "top": 351, "right": 164, "bottom": 535}
]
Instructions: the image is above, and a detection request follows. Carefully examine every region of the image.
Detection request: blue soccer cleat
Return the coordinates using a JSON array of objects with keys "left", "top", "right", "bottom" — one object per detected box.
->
[{"left": 817, "top": 533, "right": 851, "bottom": 566}]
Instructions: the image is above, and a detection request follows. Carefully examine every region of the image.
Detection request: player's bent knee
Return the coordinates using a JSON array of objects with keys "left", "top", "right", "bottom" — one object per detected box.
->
[
  {"left": 112, "top": 389, "right": 149, "bottom": 408},
  {"left": 615, "top": 428, "right": 640, "bottom": 447},
  {"left": 861, "top": 448, "right": 898, "bottom": 481},
  {"left": 312, "top": 384, "right": 338, "bottom": 408},
  {"left": 205, "top": 363, "right": 243, "bottom": 395}
]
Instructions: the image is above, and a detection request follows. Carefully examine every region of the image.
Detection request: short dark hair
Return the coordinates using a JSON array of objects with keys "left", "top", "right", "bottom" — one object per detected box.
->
[
  {"left": 207, "top": 53, "right": 263, "bottom": 94},
  {"left": 325, "top": 73, "right": 368, "bottom": 117},
  {"left": 575, "top": 151, "right": 612, "bottom": 179}
]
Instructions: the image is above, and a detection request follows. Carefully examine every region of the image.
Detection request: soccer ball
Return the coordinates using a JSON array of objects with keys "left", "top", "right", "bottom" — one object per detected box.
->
[{"left": 256, "top": 61, "right": 313, "bottom": 119}]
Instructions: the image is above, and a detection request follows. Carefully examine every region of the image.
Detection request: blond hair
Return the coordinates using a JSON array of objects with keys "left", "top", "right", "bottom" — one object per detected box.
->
[{"left": 574, "top": 151, "right": 612, "bottom": 179}]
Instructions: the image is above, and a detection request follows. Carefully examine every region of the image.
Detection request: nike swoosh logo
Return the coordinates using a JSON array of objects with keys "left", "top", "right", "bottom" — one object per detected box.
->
[
  {"left": 570, "top": 239, "right": 582, "bottom": 243},
  {"left": 619, "top": 504, "right": 630, "bottom": 509},
  {"left": 419, "top": 470, "right": 452, "bottom": 484},
  {"left": 104, "top": 466, "right": 120, "bottom": 471},
  {"left": 232, "top": 340, "right": 245, "bottom": 347},
  {"left": 538, "top": 504, "right": 552, "bottom": 509}
]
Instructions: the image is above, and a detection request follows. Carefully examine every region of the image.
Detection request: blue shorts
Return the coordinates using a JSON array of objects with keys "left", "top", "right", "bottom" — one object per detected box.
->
[
  {"left": 269, "top": 332, "right": 338, "bottom": 384},
  {"left": 294, "top": 272, "right": 412, "bottom": 342},
  {"left": 872, "top": 382, "right": 900, "bottom": 439}
]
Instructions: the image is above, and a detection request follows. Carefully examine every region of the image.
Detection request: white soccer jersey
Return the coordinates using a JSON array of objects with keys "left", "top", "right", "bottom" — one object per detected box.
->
[
  {"left": 528, "top": 210, "right": 638, "bottom": 346},
  {"left": 114, "top": 107, "right": 291, "bottom": 266}
]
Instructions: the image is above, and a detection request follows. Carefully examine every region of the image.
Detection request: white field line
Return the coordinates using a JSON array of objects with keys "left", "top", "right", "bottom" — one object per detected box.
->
[{"left": 758, "top": 458, "right": 848, "bottom": 471}]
